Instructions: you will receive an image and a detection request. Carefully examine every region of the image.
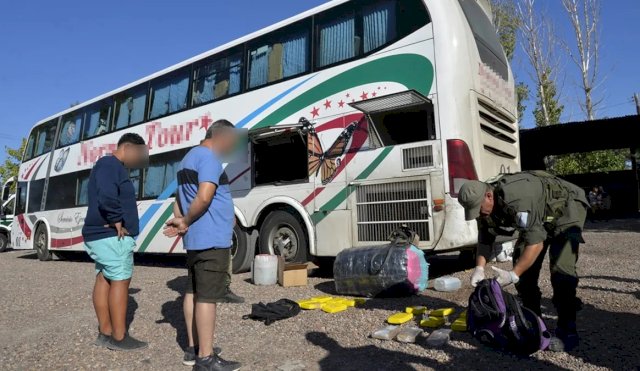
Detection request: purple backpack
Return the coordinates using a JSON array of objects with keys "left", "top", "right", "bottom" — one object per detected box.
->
[{"left": 467, "top": 279, "right": 551, "bottom": 355}]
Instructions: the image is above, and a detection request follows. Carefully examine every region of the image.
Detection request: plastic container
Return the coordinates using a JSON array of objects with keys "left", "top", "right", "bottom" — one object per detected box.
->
[
  {"left": 427, "top": 329, "right": 452, "bottom": 347},
  {"left": 371, "top": 325, "right": 401, "bottom": 340},
  {"left": 396, "top": 326, "right": 423, "bottom": 343},
  {"left": 387, "top": 312, "right": 414, "bottom": 325},
  {"left": 252, "top": 254, "right": 278, "bottom": 285},
  {"left": 433, "top": 276, "right": 462, "bottom": 292}
]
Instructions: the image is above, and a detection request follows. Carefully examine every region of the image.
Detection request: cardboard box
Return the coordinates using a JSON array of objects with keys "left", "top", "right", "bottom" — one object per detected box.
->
[{"left": 278, "top": 256, "right": 308, "bottom": 287}]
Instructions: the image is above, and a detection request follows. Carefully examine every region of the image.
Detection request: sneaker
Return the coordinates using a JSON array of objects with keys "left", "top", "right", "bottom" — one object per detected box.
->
[
  {"left": 107, "top": 333, "right": 148, "bottom": 351},
  {"left": 183, "top": 346, "right": 223, "bottom": 366},
  {"left": 94, "top": 332, "right": 111, "bottom": 348},
  {"left": 219, "top": 290, "right": 245, "bottom": 304},
  {"left": 193, "top": 354, "right": 241, "bottom": 371},
  {"left": 548, "top": 327, "right": 579, "bottom": 352}
]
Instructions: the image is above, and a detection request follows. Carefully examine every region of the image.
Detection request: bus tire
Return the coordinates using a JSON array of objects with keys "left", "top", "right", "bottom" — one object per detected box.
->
[
  {"left": 231, "top": 224, "right": 252, "bottom": 274},
  {"left": 0, "top": 232, "right": 8, "bottom": 252},
  {"left": 259, "top": 210, "right": 308, "bottom": 263},
  {"left": 34, "top": 225, "right": 52, "bottom": 261}
]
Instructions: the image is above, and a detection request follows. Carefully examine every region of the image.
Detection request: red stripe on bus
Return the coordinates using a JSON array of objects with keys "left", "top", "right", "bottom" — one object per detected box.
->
[
  {"left": 22, "top": 157, "right": 43, "bottom": 180},
  {"left": 301, "top": 187, "right": 325, "bottom": 206},
  {"left": 169, "top": 236, "right": 182, "bottom": 253},
  {"left": 50, "top": 236, "right": 84, "bottom": 248}
]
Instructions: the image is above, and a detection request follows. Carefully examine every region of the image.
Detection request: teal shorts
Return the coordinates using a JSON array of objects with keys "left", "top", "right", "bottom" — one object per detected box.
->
[{"left": 84, "top": 236, "right": 136, "bottom": 281}]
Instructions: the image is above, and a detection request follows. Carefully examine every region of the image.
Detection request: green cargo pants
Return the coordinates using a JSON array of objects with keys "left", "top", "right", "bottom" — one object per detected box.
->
[{"left": 513, "top": 203, "right": 587, "bottom": 328}]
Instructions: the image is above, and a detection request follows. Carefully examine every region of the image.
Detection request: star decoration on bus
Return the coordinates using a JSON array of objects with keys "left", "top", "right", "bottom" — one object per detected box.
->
[{"left": 306, "top": 85, "right": 388, "bottom": 119}]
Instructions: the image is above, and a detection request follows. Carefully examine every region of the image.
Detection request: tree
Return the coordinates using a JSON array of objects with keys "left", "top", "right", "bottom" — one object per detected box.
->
[
  {"left": 490, "top": 0, "right": 530, "bottom": 121},
  {"left": 517, "top": 0, "right": 563, "bottom": 127},
  {"left": 561, "top": 0, "right": 602, "bottom": 121},
  {"left": 0, "top": 138, "right": 27, "bottom": 190}
]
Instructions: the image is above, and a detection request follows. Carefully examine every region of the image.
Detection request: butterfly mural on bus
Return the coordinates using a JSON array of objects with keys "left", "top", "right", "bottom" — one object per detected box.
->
[{"left": 300, "top": 116, "right": 368, "bottom": 185}]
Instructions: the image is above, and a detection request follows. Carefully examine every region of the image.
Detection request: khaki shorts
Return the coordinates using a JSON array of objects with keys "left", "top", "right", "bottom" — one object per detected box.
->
[{"left": 185, "top": 247, "right": 232, "bottom": 303}]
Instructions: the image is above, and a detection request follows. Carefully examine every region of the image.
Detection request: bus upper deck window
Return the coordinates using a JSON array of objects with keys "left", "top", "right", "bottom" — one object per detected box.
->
[
  {"left": 84, "top": 100, "right": 113, "bottom": 139},
  {"left": 114, "top": 86, "right": 147, "bottom": 129},
  {"left": 59, "top": 112, "right": 82, "bottom": 147},
  {"left": 192, "top": 53, "right": 243, "bottom": 106},
  {"left": 34, "top": 119, "right": 58, "bottom": 157},
  {"left": 149, "top": 68, "right": 189, "bottom": 120}
]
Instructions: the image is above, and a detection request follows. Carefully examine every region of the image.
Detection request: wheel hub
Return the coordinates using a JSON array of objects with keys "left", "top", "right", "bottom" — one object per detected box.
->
[{"left": 271, "top": 226, "right": 298, "bottom": 260}]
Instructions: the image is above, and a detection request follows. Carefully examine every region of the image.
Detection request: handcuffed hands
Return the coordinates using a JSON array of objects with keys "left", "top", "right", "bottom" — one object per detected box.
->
[
  {"left": 491, "top": 266, "right": 520, "bottom": 286},
  {"left": 471, "top": 266, "right": 485, "bottom": 287}
]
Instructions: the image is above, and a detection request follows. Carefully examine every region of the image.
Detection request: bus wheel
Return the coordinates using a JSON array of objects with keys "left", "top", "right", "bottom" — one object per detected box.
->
[
  {"left": 0, "top": 232, "right": 8, "bottom": 252},
  {"left": 259, "top": 211, "right": 308, "bottom": 263},
  {"left": 231, "top": 224, "right": 252, "bottom": 274},
  {"left": 34, "top": 225, "right": 52, "bottom": 261}
]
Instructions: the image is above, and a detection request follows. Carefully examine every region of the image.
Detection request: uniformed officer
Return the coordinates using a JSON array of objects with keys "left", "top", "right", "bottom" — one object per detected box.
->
[{"left": 458, "top": 171, "right": 588, "bottom": 352}]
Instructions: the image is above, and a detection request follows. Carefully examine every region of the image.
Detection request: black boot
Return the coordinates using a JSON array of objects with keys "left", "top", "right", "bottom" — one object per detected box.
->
[{"left": 550, "top": 275, "right": 580, "bottom": 352}]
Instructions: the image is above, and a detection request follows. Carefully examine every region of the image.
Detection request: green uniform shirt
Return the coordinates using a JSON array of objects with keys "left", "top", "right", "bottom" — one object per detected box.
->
[{"left": 478, "top": 172, "right": 588, "bottom": 247}]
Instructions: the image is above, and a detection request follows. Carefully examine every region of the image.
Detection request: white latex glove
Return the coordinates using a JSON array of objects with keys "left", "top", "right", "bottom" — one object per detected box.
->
[
  {"left": 471, "top": 266, "right": 485, "bottom": 287},
  {"left": 491, "top": 266, "right": 520, "bottom": 287}
]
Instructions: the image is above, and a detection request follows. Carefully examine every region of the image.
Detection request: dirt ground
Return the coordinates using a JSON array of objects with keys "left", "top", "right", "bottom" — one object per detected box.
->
[{"left": 1, "top": 220, "right": 639, "bottom": 370}]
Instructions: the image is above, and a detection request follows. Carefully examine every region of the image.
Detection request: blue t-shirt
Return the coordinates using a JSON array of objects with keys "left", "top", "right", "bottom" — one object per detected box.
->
[{"left": 177, "top": 146, "right": 234, "bottom": 250}]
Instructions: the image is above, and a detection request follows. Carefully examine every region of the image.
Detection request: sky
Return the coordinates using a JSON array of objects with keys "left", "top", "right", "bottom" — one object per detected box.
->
[{"left": 0, "top": 0, "right": 639, "bottom": 161}]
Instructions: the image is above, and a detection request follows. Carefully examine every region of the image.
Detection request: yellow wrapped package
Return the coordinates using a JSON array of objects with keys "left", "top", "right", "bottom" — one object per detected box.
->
[
  {"left": 311, "top": 296, "right": 333, "bottom": 303},
  {"left": 405, "top": 306, "right": 427, "bottom": 315},
  {"left": 298, "top": 300, "right": 323, "bottom": 310},
  {"left": 322, "top": 302, "right": 348, "bottom": 314},
  {"left": 420, "top": 316, "right": 445, "bottom": 328},
  {"left": 430, "top": 308, "right": 454, "bottom": 317},
  {"left": 451, "top": 319, "right": 467, "bottom": 332},
  {"left": 387, "top": 312, "right": 414, "bottom": 325}
]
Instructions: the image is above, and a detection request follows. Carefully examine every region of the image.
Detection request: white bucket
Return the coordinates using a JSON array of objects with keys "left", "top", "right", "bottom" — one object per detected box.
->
[{"left": 252, "top": 254, "right": 278, "bottom": 285}]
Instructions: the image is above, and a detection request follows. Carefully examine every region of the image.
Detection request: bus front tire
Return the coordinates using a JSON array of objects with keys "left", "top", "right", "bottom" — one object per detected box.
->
[
  {"left": 34, "top": 225, "right": 52, "bottom": 261},
  {"left": 259, "top": 210, "right": 308, "bottom": 263},
  {"left": 0, "top": 232, "right": 8, "bottom": 252},
  {"left": 231, "top": 224, "right": 252, "bottom": 274}
]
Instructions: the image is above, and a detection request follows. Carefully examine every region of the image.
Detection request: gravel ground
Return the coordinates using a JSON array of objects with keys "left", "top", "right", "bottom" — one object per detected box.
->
[{"left": 1, "top": 220, "right": 639, "bottom": 370}]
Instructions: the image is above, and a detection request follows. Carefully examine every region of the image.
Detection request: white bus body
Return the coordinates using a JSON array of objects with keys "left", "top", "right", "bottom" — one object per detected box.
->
[{"left": 12, "top": 0, "right": 518, "bottom": 270}]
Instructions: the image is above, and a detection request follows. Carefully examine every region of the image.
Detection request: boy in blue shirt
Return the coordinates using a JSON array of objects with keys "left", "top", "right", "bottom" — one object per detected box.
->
[
  {"left": 165, "top": 120, "right": 243, "bottom": 371},
  {"left": 82, "top": 133, "right": 148, "bottom": 351}
]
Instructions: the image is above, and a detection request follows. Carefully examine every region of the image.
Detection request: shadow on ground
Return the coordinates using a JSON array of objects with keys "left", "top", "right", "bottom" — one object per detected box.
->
[{"left": 156, "top": 276, "right": 190, "bottom": 351}]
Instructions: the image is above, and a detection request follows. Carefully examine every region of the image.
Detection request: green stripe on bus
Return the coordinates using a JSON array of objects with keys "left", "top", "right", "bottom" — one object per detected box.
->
[
  {"left": 137, "top": 203, "right": 174, "bottom": 253},
  {"left": 253, "top": 54, "right": 434, "bottom": 130},
  {"left": 311, "top": 147, "right": 393, "bottom": 224}
]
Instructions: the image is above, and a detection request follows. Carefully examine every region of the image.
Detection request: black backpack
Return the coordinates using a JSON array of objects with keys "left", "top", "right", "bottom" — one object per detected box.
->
[
  {"left": 467, "top": 279, "right": 551, "bottom": 355},
  {"left": 242, "top": 299, "right": 301, "bottom": 325}
]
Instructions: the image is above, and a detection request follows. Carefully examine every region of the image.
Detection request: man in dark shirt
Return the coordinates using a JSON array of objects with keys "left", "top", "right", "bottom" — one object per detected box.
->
[{"left": 82, "top": 133, "right": 148, "bottom": 351}]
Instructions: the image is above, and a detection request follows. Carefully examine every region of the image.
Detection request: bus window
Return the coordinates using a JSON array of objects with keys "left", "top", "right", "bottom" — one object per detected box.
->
[
  {"left": 15, "top": 182, "right": 26, "bottom": 215},
  {"left": 46, "top": 174, "right": 76, "bottom": 210},
  {"left": 149, "top": 68, "right": 190, "bottom": 120},
  {"left": 362, "top": 0, "right": 397, "bottom": 53},
  {"left": 2, "top": 198, "right": 14, "bottom": 217},
  {"left": 76, "top": 171, "right": 90, "bottom": 206},
  {"left": 24, "top": 132, "right": 36, "bottom": 161},
  {"left": 192, "top": 52, "right": 243, "bottom": 106},
  {"left": 130, "top": 169, "right": 141, "bottom": 199},
  {"left": 27, "top": 178, "right": 45, "bottom": 213},
  {"left": 58, "top": 111, "right": 82, "bottom": 147},
  {"left": 248, "top": 24, "right": 310, "bottom": 89},
  {"left": 143, "top": 150, "right": 185, "bottom": 198},
  {"left": 316, "top": 9, "right": 358, "bottom": 68},
  {"left": 458, "top": 0, "right": 508, "bottom": 80},
  {"left": 84, "top": 100, "right": 113, "bottom": 139},
  {"left": 114, "top": 85, "right": 147, "bottom": 130},
  {"left": 34, "top": 120, "right": 58, "bottom": 158}
]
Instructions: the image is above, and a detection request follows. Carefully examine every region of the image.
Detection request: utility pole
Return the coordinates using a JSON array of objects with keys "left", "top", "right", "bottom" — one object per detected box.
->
[{"left": 634, "top": 93, "right": 640, "bottom": 115}]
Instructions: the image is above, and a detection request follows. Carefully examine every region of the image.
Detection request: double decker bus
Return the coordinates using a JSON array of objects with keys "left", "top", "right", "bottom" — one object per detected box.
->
[{"left": 12, "top": 0, "right": 519, "bottom": 272}]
